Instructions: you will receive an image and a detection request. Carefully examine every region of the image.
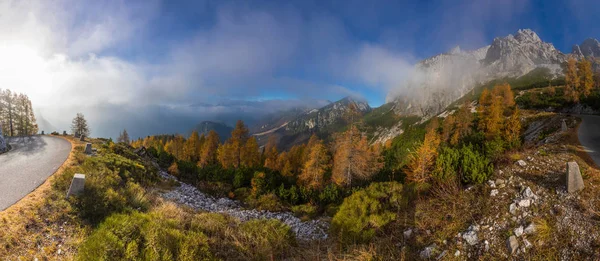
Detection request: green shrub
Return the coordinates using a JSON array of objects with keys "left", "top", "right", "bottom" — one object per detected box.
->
[
  {"left": 318, "top": 183, "right": 343, "bottom": 204},
  {"left": 291, "top": 204, "right": 318, "bottom": 219},
  {"left": 484, "top": 137, "right": 506, "bottom": 161},
  {"left": 250, "top": 171, "right": 267, "bottom": 196},
  {"left": 432, "top": 146, "right": 460, "bottom": 183},
  {"left": 331, "top": 182, "right": 403, "bottom": 244},
  {"left": 250, "top": 193, "right": 286, "bottom": 212},
  {"left": 460, "top": 144, "right": 494, "bottom": 184},
  {"left": 77, "top": 211, "right": 214, "bottom": 261},
  {"left": 233, "top": 168, "right": 251, "bottom": 188}
]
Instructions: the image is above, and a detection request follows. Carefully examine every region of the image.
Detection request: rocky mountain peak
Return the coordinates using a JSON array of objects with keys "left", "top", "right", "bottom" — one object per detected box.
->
[
  {"left": 514, "top": 29, "right": 542, "bottom": 43},
  {"left": 388, "top": 29, "right": 567, "bottom": 118},
  {"left": 572, "top": 38, "right": 600, "bottom": 58},
  {"left": 483, "top": 28, "right": 565, "bottom": 76},
  {"left": 449, "top": 46, "right": 462, "bottom": 55}
]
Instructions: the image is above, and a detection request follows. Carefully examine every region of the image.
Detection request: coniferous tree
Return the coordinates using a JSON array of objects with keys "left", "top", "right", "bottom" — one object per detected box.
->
[
  {"left": 405, "top": 120, "right": 441, "bottom": 184},
  {"left": 183, "top": 131, "right": 201, "bottom": 162},
  {"left": 441, "top": 114, "right": 455, "bottom": 143},
  {"left": 332, "top": 126, "right": 382, "bottom": 187},
  {"left": 299, "top": 137, "right": 331, "bottom": 190},
  {"left": 118, "top": 129, "right": 130, "bottom": 144},
  {"left": 504, "top": 107, "right": 522, "bottom": 148},
  {"left": 451, "top": 101, "right": 473, "bottom": 145},
  {"left": 218, "top": 120, "right": 250, "bottom": 169},
  {"left": 565, "top": 57, "right": 580, "bottom": 102},
  {"left": 241, "top": 137, "right": 260, "bottom": 168},
  {"left": 71, "top": 113, "right": 90, "bottom": 137},
  {"left": 263, "top": 136, "right": 279, "bottom": 170},
  {"left": 578, "top": 58, "right": 594, "bottom": 98},
  {"left": 199, "top": 130, "right": 219, "bottom": 167}
]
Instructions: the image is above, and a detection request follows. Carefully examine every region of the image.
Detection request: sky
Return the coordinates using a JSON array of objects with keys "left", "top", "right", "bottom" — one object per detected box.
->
[{"left": 1, "top": 0, "right": 599, "bottom": 139}]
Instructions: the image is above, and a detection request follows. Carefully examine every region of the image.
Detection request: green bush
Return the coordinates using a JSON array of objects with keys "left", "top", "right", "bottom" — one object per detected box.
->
[
  {"left": 484, "top": 137, "right": 506, "bottom": 161},
  {"left": 291, "top": 203, "right": 318, "bottom": 219},
  {"left": 318, "top": 183, "right": 343, "bottom": 204},
  {"left": 432, "top": 146, "right": 460, "bottom": 183},
  {"left": 331, "top": 182, "right": 403, "bottom": 244},
  {"left": 77, "top": 211, "right": 214, "bottom": 261},
  {"left": 250, "top": 193, "right": 286, "bottom": 212},
  {"left": 460, "top": 144, "right": 494, "bottom": 184}
]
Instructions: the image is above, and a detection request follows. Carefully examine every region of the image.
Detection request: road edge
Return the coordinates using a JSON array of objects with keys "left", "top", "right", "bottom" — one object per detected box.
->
[{"left": 0, "top": 135, "right": 77, "bottom": 215}]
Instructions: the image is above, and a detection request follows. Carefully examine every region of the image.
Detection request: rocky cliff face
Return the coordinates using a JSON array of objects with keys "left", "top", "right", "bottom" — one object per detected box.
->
[
  {"left": 284, "top": 97, "right": 371, "bottom": 134},
  {"left": 572, "top": 38, "right": 600, "bottom": 58},
  {"left": 388, "top": 29, "right": 568, "bottom": 118},
  {"left": 254, "top": 97, "right": 371, "bottom": 149}
]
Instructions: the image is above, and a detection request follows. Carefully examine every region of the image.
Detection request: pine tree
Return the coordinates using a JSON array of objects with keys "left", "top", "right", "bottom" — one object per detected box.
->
[
  {"left": 331, "top": 126, "right": 382, "bottom": 187},
  {"left": 504, "top": 107, "right": 522, "bottom": 148},
  {"left": 71, "top": 113, "right": 90, "bottom": 137},
  {"left": 183, "top": 131, "right": 201, "bottom": 162},
  {"left": 451, "top": 100, "right": 473, "bottom": 145},
  {"left": 227, "top": 120, "right": 250, "bottom": 169},
  {"left": 299, "top": 138, "right": 331, "bottom": 190},
  {"left": 405, "top": 120, "right": 441, "bottom": 183},
  {"left": 199, "top": 130, "right": 219, "bottom": 167},
  {"left": 241, "top": 137, "right": 260, "bottom": 168},
  {"left": 578, "top": 58, "right": 594, "bottom": 98},
  {"left": 565, "top": 57, "right": 580, "bottom": 102},
  {"left": 165, "top": 135, "right": 185, "bottom": 160},
  {"left": 118, "top": 129, "right": 130, "bottom": 144},
  {"left": 441, "top": 114, "right": 455, "bottom": 143},
  {"left": 263, "top": 136, "right": 279, "bottom": 170}
]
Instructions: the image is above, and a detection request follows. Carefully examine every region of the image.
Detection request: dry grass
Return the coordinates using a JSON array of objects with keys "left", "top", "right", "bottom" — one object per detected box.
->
[{"left": 0, "top": 135, "right": 85, "bottom": 260}]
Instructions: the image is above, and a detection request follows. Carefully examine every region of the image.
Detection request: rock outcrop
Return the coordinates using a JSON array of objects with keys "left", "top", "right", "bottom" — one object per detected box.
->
[{"left": 572, "top": 38, "right": 600, "bottom": 58}]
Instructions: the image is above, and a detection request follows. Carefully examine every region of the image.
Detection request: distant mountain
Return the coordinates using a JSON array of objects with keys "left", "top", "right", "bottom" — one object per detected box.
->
[
  {"left": 387, "top": 29, "right": 570, "bottom": 118},
  {"left": 572, "top": 38, "right": 600, "bottom": 58},
  {"left": 193, "top": 121, "right": 233, "bottom": 142},
  {"left": 249, "top": 103, "right": 330, "bottom": 134},
  {"left": 254, "top": 97, "right": 371, "bottom": 150}
]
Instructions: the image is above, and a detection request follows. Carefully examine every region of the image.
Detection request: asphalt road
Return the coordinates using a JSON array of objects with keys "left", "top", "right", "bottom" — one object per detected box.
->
[
  {"left": 578, "top": 115, "right": 600, "bottom": 167},
  {"left": 0, "top": 136, "right": 71, "bottom": 211}
]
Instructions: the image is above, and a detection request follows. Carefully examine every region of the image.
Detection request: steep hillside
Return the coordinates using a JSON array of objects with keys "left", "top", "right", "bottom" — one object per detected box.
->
[{"left": 254, "top": 97, "right": 370, "bottom": 149}]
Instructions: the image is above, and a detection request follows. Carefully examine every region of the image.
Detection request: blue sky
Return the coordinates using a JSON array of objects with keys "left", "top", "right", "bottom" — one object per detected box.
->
[
  {"left": 2, "top": 0, "right": 600, "bottom": 138},
  {"left": 96, "top": 0, "right": 600, "bottom": 107}
]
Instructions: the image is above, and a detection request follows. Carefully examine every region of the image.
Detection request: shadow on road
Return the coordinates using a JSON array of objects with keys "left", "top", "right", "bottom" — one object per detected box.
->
[{"left": 6, "top": 136, "right": 48, "bottom": 156}]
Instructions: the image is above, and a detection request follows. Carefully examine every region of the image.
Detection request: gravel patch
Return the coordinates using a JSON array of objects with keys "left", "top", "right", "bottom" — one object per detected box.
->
[{"left": 158, "top": 170, "right": 329, "bottom": 241}]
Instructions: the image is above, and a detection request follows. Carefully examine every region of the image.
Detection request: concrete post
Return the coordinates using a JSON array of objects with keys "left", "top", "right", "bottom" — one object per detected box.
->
[
  {"left": 566, "top": 161, "right": 584, "bottom": 193},
  {"left": 67, "top": 173, "right": 85, "bottom": 197},
  {"left": 85, "top": 143, "right": 92, "bottom": 154}
]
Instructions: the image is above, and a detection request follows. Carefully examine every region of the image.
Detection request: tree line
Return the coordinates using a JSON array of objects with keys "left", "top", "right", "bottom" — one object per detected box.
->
[
  {"left": 132, "top": 119, "right": 384, "bottom": 190},
  {"left": 0, "top": 89, "right": 38, "bottom": 136}
]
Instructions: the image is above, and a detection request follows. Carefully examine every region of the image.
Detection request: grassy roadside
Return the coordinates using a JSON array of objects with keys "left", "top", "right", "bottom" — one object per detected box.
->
[
  {"left": 0, "top": 136, "right": 302, "bottom": 260},
  {"left": 0, "top": 135, "right": 85, "bottom": 260}
]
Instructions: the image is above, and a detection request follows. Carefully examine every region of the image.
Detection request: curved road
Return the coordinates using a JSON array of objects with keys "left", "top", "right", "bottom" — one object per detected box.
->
[
  {"left": 578, "top": 115, "right": 600, "bottom": 167},
  {"left": 0, "top": 136, "right": 71, "bottom": 211}
]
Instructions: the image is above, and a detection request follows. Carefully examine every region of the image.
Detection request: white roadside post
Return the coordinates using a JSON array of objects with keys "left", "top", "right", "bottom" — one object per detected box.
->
[{"left": 67, "top": 173, "right": 86, "bottom": 198}]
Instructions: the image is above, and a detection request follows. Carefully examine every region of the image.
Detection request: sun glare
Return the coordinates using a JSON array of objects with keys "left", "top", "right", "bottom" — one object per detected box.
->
[{"left": 0, "top": 45, "right": 50, "bottom": 96}]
